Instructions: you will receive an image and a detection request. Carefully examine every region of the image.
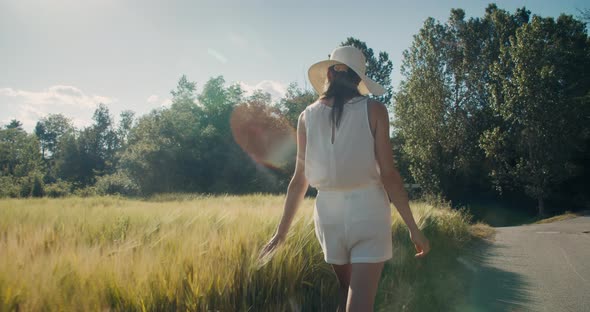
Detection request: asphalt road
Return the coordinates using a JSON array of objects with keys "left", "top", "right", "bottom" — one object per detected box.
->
[{"left": 456, "top": 216, "right": 590, "bottom": 312}]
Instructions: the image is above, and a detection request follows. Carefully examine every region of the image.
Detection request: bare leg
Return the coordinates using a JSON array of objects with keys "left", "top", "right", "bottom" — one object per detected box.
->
[
  {"left": 347, "top": 261, "right": 385, "bottom": 312},
  {"left": 331, "top": 263, "right": 352, "bottom": 312}
]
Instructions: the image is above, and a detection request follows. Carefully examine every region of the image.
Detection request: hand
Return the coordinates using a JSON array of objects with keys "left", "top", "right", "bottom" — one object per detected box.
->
[
  {"left": 257, "top": 233, "right": 286, "bottom": 264},
  {"left": 409, "top": 229, "right": 430, "bottom": 258}
]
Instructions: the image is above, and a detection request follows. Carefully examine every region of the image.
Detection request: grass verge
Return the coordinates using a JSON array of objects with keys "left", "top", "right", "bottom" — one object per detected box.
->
[{"left": 529, "top": 210, "right": 589, "bottom": 225}]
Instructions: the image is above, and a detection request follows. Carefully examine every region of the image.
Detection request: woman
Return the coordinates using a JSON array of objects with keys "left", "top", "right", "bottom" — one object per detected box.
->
[{"left": 258, "top": 46, "right": 430, "bottom": 311}]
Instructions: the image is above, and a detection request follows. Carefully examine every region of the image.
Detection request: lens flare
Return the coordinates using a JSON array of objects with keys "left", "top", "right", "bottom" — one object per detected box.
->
[{"left": 230, "top": 100, "right": 296, "bottom": 171}]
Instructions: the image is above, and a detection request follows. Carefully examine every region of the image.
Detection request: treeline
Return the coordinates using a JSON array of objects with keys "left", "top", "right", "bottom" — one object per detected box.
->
[
  {"left": 0, "top": 77, "right": 316, "bottom": 198},
  {"left": 0, "top": 35, "right": 393, "bottom": 200},
  {"left": 393, "top": 4, "right": 590, "bottom": 215},
  {"left": 1, "top": 4, "right": 588, "bottom": 216}
]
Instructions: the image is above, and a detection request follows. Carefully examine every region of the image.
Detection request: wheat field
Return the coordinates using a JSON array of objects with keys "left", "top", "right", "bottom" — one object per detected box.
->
[{"left": 0, "top": 194, "right": 488, "bottom": 311}]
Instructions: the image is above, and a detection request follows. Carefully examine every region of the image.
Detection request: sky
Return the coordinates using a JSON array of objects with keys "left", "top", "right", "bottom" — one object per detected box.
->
[{"left": 1, "top": 0, "right": 587, "bottom": 132}]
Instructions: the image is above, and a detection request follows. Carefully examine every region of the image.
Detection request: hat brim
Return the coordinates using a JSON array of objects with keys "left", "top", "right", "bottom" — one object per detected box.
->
[{"left": 307, "top": 60, "right": 386, "bottom": 96}]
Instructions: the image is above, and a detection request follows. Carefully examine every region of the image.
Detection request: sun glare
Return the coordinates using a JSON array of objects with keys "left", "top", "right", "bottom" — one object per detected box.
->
[{"left": 230, "top": 100, "right": 296, "bottom": 171}]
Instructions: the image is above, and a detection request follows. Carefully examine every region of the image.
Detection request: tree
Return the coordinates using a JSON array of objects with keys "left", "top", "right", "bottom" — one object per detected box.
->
[
  {"left": 393, "top": 5, "right": 535, "bottom": 202},
  {"left": 275, "top": 83, "right": 316, "bottom": 128},
  {"left": 120, "top": 75, "right": 205, "bottom": 194},
  {"left": 117, "top": 110, "right": 135, "bottom": 148},
  {"left": 340, "top": 37, "right": 394, "bottom": 107},
  {"left": 0, "top": 124, "right": 44, "bottom": 197},
  {"left": 34, "top": 113, "right": 74, "bottom": 160},
  {"left": 54, "top": 132, "right": 84, "bottom": 184},
  {"left": 52, "top": 104, "right": 119, "bottom": 186},
  {"left": 5, "top": 119, "right": 23, "bottom": 130},
  {"left": 0, "top": 125, "right": 43, "bottom": 177},
  {"left": 484, "top": 14, "right": 590, "bottom": 215},
  {"left": 394, "top": 17, "right": 450, "bottom": 196}
]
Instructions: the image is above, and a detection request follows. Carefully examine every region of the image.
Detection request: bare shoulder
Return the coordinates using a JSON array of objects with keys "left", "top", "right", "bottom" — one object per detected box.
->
[
  {"left": 367, "top": 98, "right": 388, "bottom": 136},
  {"left": 297, "top": 109, "right": 306, "bottom": 130},
  {"left": 367, "top": 98, "right": 388, "bottom": 117},
  {"left": 298, "top": 101, "right": 319, "bottom": 130}
]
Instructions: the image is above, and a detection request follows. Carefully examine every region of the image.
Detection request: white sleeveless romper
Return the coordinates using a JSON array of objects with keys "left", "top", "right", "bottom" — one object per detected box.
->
[{"left": 304, "top": 96, "right": 393, "bottom": 264}]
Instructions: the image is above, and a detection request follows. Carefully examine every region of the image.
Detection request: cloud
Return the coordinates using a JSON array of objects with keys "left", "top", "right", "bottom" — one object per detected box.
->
[
  {"left": 207, "top": 48, "right": 228, "bottom": 64},
  {"left": 161, "top": 98, "right": 172, "bottom": 107},
  {"left": 146, "top": 94, "right": 159, "bottom": 104},
  {"left": 228, "top": 32, "right": 249, "bottom": 49},
  {"left": 227, "top": 31, "right": 270, "bottom": 58},
  {"left": 0, "top": 85, "right": 115, "bottom": 131},
  {"left": 238, "top": 80, "right": 287, "bottom": 102},
  {"left": 146, "top": 94, "right": 172, "bottom": 107}
]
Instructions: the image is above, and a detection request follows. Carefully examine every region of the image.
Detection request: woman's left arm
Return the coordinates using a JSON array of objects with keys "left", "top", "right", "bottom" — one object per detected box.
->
[{"left": 259, "top": 111, "right": 309, "bottom": 258}]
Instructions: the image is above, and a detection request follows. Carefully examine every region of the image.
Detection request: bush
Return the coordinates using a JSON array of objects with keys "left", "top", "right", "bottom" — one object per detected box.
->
[
  {"left": 14, "top": 173, "right": 45, "bottom": 198},
  {"left": 73, "top": 185, "right": 98, "bottom": 197},
  {"left": 0, "top": 176, "right": 20, "bottom": 198},
  {"left": 45, "top": 180, "right": 73, "bottom": 197},
  {"left": 31, "top": 174, "right": 44, "bottom": 197},
  {"left": 420, "top": 191, "right": 453, "bottom": 209},
  {"left": 94, "top": 171, "right": 140, "bottom": 196}
]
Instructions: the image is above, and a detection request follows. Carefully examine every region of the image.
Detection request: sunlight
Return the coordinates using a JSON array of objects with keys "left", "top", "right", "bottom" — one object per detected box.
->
[{"left": 230, "top": 100, "right": 296, "bottom": 171}]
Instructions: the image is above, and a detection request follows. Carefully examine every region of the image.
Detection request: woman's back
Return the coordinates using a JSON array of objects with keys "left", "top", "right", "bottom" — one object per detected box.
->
[
  {"left": 304, "top": 95, "right": 382, "bottom": 191},
  {"left": 260, "top": 46, "right": 429, "bottom": 312}
]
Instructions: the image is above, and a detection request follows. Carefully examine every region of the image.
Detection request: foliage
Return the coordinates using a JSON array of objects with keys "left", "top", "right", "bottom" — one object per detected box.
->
[
  {"left": 275, "top": 83, "right": 316, "bottom": 129},
  {"left": 483, "top": 13, "right": 590, "bottom": 215},
  {"left": 394, "top": 4, "right": 590, "bottom": 214},
  {"left": 0, "top": 6, "right": 587, "bottom": 217},
  {"left": 0, "top": 176, "right": 20, "bottom": 197},
  {"left": 95, "top": 171, "right": 140, "bottom": 196},
  {"left": 44, "top": 179, "right": 74, "bottom": 197},
  {"left": 72, "top": 185, "right": 98, "bottom": 197},
  {"left": 34, "top": 113, "right": 74, "bottom": 161},
  {"left": 0, "top": 125, "right": 44, "bottom": 178}
]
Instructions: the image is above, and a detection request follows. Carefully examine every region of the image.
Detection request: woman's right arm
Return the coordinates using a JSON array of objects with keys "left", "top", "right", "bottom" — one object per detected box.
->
[
  {"left": 371, "top": 100, "right": 430, "bottom": 258},
  {"left": 258, "top": 110, "right": 309, "bottom": 262}
]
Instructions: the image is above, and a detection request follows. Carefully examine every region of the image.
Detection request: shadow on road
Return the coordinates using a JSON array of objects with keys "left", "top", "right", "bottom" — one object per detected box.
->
[{"left": 454, "top": 239, "right": 535, "bottom": 312}]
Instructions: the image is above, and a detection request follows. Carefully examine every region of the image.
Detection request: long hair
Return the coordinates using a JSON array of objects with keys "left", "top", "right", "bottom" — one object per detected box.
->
[{"left": 320, "top": 65, "right": 362, "bottom": 129}]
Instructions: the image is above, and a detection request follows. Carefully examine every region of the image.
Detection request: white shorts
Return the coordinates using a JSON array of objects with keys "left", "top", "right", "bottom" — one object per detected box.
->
[{"left": 313, "top": 183, "right": 393, "bottom": 264}]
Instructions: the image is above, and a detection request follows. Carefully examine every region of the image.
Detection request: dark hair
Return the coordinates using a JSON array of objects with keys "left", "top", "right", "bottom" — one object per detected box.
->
[{"left": 320, "top": 65, "right": 362, "bottom": 128}]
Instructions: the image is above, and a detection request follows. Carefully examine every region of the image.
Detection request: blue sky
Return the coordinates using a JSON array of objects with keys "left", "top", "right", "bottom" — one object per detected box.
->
[{"left": 1, "top": 0, "right": 587, "bottom": 131}]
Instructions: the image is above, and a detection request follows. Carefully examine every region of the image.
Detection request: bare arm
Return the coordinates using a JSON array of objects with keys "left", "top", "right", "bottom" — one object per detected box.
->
[
  {"left": 371, "top": 101, "right": 419, "bottom": 233},
  {"left": 273, "top": 111, "right": 309, "bottom": 239},
  {"left": 371, "top": 100, "right": 429, "bottom": 258}
]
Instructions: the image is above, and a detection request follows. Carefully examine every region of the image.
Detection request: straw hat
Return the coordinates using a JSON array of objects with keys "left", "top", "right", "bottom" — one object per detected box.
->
[{"left": 308, "top": 46, "right": 386, "bottom": 96}]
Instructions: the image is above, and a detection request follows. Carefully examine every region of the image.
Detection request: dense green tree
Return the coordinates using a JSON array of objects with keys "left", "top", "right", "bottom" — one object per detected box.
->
[
  {"left": 34, "top": 113, "right": 74, "bottom": 160},
  {"left": 52, "top": 104, "right": 119, "bottom": 186},
  {"left": 275, "top": 83, "right": 316, "bottom": 129},
  {"left": 394, "top": 17, "right": 450, "bottom": 195},
  {"left": 116, "top": 110, "right": 135, "bottom": 148},
  {"left": 53, "top": 132, "right": 84, "bottom": 184},
  {"left": 90, "top": 103, "right": 119, "bottom": 172},
  {"left": 120, "top": 75, "right": 199, "bottom": 194},
  {"left": 5, "top": 119, "right": 23, "bottom": 130},
  {"left": 0, "top": 123, "right": 43, "bottom": 177},
  {"left": 120, "top": 75, "right": 232, "bottom": 194},
  {"left": 484, "top": 14, "right": 590, "bottom": 215},
  {"left": 119, "top": 109, "right": 172, "bottom": 194},
  {"left": 394, "top": 5, "right": 533, "bottom": 201},
  {"left": 0, "top": 122, "right": 45, "bottom": 197}
]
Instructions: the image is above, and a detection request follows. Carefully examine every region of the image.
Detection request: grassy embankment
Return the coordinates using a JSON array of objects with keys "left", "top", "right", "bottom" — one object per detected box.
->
[
  {"left": 0, "top": 194, "right": 492, "bottom": 311},
  {"left": 529, "top": 210, "right": 589, "bottom": 225}
]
